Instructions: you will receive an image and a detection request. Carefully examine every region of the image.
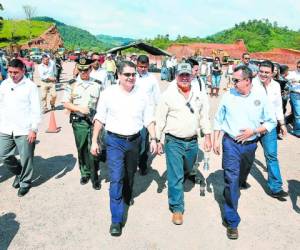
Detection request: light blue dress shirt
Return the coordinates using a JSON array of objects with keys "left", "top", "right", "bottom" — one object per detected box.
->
[{"left": 214, "top": 86, "right": 276, "bottom": 141}]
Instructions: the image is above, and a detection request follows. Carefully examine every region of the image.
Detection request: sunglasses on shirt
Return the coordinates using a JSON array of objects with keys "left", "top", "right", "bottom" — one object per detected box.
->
[{"left": 186, "top": 102, "right": 194, "bottom": 114}]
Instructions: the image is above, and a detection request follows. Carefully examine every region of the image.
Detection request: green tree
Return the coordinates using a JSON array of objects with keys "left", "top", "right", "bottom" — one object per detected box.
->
[{"left": 0, "top": 3, "right": 4, "bottom": 31}]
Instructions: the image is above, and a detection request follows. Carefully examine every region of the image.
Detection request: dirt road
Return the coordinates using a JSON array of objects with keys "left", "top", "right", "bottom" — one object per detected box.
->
[{"left": 0, "top": 62, "right": 299, "bottom": 250}]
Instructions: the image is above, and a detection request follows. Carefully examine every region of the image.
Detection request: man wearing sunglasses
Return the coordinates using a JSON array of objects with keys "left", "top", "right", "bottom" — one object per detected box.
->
[
  {"left": 238, "top": 53, "right": 258, "bottom": 77},
  {"left": 213, "top": 65, "right": 276, "bottom": 239},
  {"left": 135, "top": 55, "right": 160, "bottom": 176},
  {"left": 251, "top": 60, "right": 289, "bottom": 199},
  {"left": 156, "top": 63, "right": 212, "bottom": 226},
  {"left": 91, "top": 61, "right": 157, "bottom": 236},
  {"left": 90, "top": 52, "right": 109, "bottom": 89},
  {"left": 62, "top": 58, "right": 102, "bottom": 190}
]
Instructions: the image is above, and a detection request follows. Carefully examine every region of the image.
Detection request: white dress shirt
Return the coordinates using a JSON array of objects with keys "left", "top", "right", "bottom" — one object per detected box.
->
[
  {"left": 135, "top": 72, "right": 160, "bottom": 106},
  {"left": 94, "top": 84, "right": 154, "bottom": 135},
  {"left": 0, "top": 77, "right": 41, "bottom": 135},
  {"left": 252, "top": 77, "right": 284, "bottom": 121},
  {"left": 90, "top": 67, "right": 109, "bottom": 89},
  {"left": 38, "top": 62, "right": 56, "bottom": 80}
]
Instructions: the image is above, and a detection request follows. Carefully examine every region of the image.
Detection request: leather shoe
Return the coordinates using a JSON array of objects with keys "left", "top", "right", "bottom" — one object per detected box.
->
[
  {"left": 92, "top": 181, "right": 101, "bottom": 190},
  {"left": 18, "top": 187, "right": 30, "bottom": 197},
  {"left": 270, "top": 190, "right": 288, "bottom": 199},
  {"left": 240, "top": 182, "right": 251, "bottom": 190},
  {"left": 12, "top": 176, "right": 20, "bottom": 189},
  {"left": 227, "top": 227, "right": 239, "bottom": 240},
  {"left": 172, "top": 212, "right": 183, "bottom": 225},
  {"left": 109, "top": 223, "right": 122, "bottom": 236},
  {"left": 80, "top": 176, "right": 90, "bottom": 185}
]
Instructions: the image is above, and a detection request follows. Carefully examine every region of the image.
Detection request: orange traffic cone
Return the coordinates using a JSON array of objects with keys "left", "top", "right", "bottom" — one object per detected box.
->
[{"left": 46, "top": 111, "right": 61, "bottom": 133}]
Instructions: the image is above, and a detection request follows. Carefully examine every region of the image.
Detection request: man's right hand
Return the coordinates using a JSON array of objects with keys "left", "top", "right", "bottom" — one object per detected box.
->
[{"left": 90, "top": 142, "right": 101, "bottom": 156}]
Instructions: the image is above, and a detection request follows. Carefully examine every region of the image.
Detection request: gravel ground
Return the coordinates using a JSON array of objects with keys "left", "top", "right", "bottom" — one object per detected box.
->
[{"left": 0, "top": 62, "right": 299, "bottom": 250}]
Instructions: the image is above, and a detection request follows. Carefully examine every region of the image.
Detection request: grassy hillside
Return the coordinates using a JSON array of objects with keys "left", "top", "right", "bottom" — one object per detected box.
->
[
  {"left": 33, "top": 16, "right": 108, "bottom": 51},
  {"left": 0, "top": 20, "right": 51, "bottom": 48}
]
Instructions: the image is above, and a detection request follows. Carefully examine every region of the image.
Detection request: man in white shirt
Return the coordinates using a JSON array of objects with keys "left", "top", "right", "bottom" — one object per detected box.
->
[
  {"left": 252, "top": 60, "right": 288, "bottom": 199},
  {"left": 90, "top": 53, "right": 109, "bottom": 89},
  {"left": 90, "top": 61, "right": 157, "bottom": 236},
  {"left": 38, "top": 54, "right": 57, "bottom": 114},
  {"left": 0, "top": 59, "right": 41, "bottom": 197},
  {"left": 287, "top": 60, "right": 300, "bottom": 137},
  {"left": 135, "top": 55, "right": 160, "bottom": 175}
]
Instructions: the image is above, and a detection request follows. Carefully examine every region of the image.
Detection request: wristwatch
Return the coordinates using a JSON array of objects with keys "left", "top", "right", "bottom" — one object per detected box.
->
[{"left": 150, "top": 137, "right": 160, "bottom": 143}]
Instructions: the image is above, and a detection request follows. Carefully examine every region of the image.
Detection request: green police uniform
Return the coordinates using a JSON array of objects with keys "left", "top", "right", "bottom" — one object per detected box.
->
[{"left": 63, "top": 58, "right": 103, "bottom": 188}]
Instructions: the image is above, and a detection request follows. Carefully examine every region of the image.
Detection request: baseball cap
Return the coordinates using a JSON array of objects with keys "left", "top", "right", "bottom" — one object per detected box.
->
[{"left": 176, "top": 63, "right": 192, "bottom": 75}]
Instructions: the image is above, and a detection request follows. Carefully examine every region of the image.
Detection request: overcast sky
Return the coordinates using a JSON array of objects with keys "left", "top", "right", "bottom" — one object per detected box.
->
[{"left": 2, "top": 0, "right": 300, "bottom": 39}]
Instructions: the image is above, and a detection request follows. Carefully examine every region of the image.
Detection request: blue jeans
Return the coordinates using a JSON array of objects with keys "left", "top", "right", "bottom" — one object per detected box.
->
[
  {"left": 164, "top": 135, "right": 198, "bottom": 213},
  {"left": 106, "top": 133, "right": 141, "bottom": 223},
  {"left": 290, "top": 92, "right": 300, "bottom": 136},
  {"left": 211, "top": 74, "right": 221, "bottom": 88},
  {"left": 200, "top": 75, "right": 207, "bottom": 86},
  {"left": 222, "top": 135, "right": 257, "bottom": 228},
  {"left": 260, "top": 128, "right": 283, "bottom": 193}
]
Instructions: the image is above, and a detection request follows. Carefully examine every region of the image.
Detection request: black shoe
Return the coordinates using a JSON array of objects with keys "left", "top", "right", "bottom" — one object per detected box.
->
[
  {"left": 124, "top": 198, "right": 134, "bottom": 206},
  {"left": 80, "top": 176, "right": 90, "bottom": 185},
  {"left": 227, "top": 227, "right": 239, "bottom": 240},
  {"left": 92, "top": 181, "right": 101, "bottom": 190},
  {"left": 109, "top": 223, "right": 122, "bottom": 236},
  {"left": 51, "top": 105, "right": 55, "bottom": 111},
  {"left": 12, "top": 176, "right": 20, "bottom": 189},
  {"left": 18, "top": 187, "right": 30, "bottom": 197},
  {"left": 240, "top": 182, "right": 251, "bottom": 190},
  {"left": 270, "top": 190, "right": 289, "bottom": 199}
]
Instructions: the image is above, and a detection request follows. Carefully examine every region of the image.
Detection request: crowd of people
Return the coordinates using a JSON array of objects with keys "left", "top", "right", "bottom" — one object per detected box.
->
[{"left": 0, "top": 49, "right": 300, "bottom": 240}]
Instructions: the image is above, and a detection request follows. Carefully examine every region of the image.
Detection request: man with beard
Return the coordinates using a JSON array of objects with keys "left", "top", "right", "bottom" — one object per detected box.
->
[{"left": 156, "top": 63, "right": 212, "bottom": 225}]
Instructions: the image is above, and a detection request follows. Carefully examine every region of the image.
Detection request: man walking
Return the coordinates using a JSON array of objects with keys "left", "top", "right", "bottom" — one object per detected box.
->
[
  {"left": 213, "top": 65, "right": 276, "bottom": 239},
  {"left": 90, "top": 52, "right": 109, "bottom": 89},
  {"left": 135, "top": 55, "right": 160, "bottom": 175},
  {"left": 62, "top": 58, "right": 102, "bottom": 190},
  {"left": 91, "top": 61, "right": 157, "bottom": 236},
  {"left": 38, "top": 54, "right": 57, "bottom": 114},
  {"left": 156, "top": 63, "right": 212, "bottom": 225},
  {"left": 252, "top": 60, "right": 289, "bottom": 198},
  {"left": 0, "top": 59, "right": 41, "bottom": 197}
]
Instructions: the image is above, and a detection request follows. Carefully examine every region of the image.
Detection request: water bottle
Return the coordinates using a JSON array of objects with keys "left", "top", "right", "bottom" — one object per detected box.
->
[{"left": 203, "top": 156, "right": 209, "bottom": 171}]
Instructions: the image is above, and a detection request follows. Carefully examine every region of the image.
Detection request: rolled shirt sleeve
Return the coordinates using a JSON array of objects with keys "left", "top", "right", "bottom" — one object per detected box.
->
[
  {"left": 29, "top": 82, "right": 41, "bottom": 131},
  {"left": 155, "top": 98, "right": 169, "bottom": 141},
  {"left": 94, "top": 91, "right": 108, "bottom": 124}
]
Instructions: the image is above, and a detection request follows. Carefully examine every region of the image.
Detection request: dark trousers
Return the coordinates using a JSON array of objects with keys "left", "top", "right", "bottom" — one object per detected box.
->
[
  {"left": 106, "top": 133, "right": 141, "bottom": 224},
  {"left": 222, "top": 135, "right": 257, "bottom": 228},
  {"left": 138, "top": 127, "right": 149, "bottom": 172},
  {"left": 72, "top": 120, "right": 99, "bottom": 183},
  {"left": 0, "top": 132, "right": 35, "bottom": 188}
]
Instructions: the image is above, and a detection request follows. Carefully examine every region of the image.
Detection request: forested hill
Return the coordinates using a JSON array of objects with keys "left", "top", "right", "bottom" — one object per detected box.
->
[
  {"left": 33, "top": 16, "right": 108, "bottom": 51},
  {"left": 147, "top": 19, "right": 300, "bottom": 52},
  {"left": 96, "top": 34, "right": 134, "bottom": 48},
  {"left": 205, "top": 19, "right": 300, "bottom": 52}
]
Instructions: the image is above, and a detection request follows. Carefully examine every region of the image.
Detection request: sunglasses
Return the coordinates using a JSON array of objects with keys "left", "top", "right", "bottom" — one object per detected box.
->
[
  {"left": 122, "top": 72, "right": 136, "bottom": 77},
  {"left": 186, "top": 102, "right": 194, "bottom": 114},
  {"left": 244, "top": 57, "right": 250, "bottom": 60}
]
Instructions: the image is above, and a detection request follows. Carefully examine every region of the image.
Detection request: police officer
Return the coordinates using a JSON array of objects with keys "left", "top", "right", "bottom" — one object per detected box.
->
[{"left": 62, "top": 58, "right": 102, "bottom": 190}]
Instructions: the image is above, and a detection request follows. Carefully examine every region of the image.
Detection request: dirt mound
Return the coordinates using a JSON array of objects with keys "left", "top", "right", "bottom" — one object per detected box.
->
[{"left": 21, "top": 25, "right": 63, "bottom": 51}]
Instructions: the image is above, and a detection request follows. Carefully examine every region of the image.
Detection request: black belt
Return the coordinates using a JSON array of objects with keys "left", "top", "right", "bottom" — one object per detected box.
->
[
  {"left": 166, "top": 133, "right": 197, "bottom": 142},
  {"left": 224, "top": 133, "right": 258, "bottom": 145},
  {"left": 290, "top": 91, "right": 300, "bottom": 94},
  {"left": 107, "top": 131, "right": 140, "bottom": 141}
]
